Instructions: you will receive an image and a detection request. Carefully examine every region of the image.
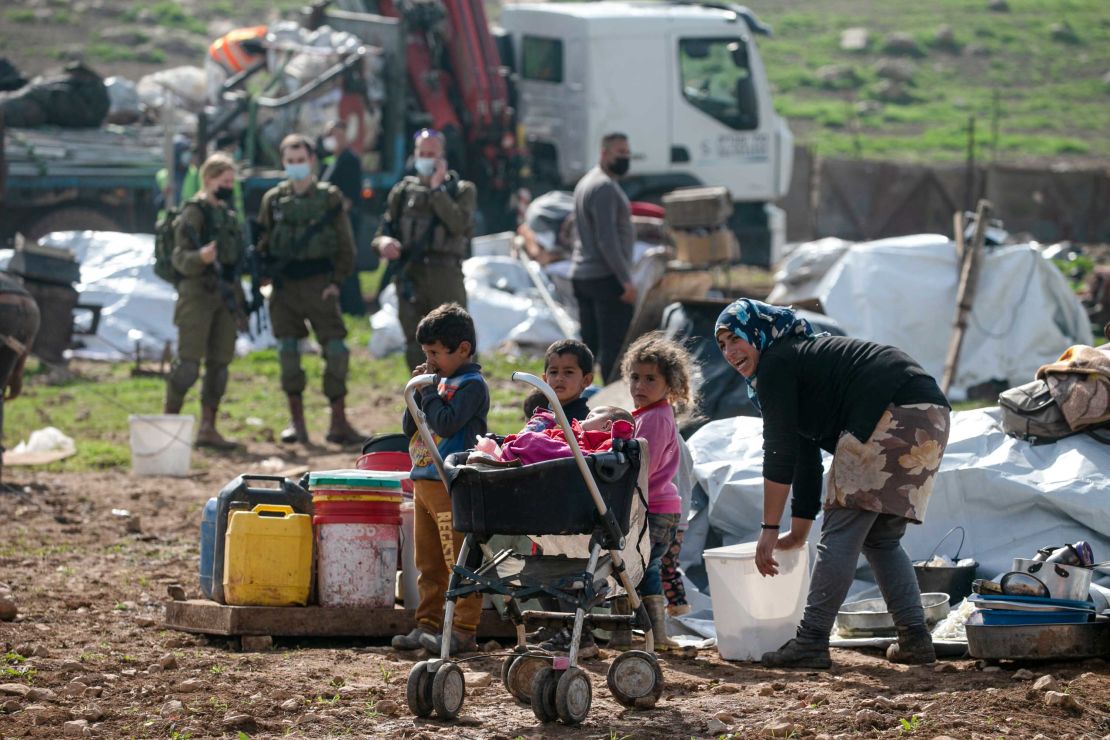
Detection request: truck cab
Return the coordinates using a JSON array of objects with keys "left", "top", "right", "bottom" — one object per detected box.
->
[{"left": 499, "top": 1, "right": 793, "bottom": 266}]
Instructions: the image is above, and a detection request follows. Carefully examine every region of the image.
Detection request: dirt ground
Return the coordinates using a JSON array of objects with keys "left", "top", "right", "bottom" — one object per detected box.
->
[{"left": 2, "top": 448, "right": 1110, "bottom": 740}]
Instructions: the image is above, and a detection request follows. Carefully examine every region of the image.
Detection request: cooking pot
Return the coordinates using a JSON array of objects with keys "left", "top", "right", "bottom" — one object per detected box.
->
[{"left": 1011, "top": 558, "right": 1092, "bottom": 602}]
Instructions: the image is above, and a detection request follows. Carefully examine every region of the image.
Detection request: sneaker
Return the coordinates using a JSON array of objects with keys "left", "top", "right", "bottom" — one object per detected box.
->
[
  {"left": 760, "top": 638, "right": 832, "bottom": 669},
  {"left": 541, "top": 628, "right": 599, "bottom": 660},
  {"left": 886, "top": 627, "right": 936, "bottom": 665},
  {"left": 391, "top": 626, "right": 433, "bottom": 651},
  {"left": 418, "top": 629, "right": 479, "bottom": 655}
]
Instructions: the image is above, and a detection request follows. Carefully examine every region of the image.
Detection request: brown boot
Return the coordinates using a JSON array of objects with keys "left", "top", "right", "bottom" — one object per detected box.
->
[
  {"left": 643, "top": 595, "right": 679, "bottom": 651},
  {"left": 886, "top": 625, "right": 936, "bottom": 665},
  {"left": 326, "top": 396, "right": 363, "bottom": 446},
  {"left": 196, "top": 405, "right": 238, "bottom": 450},
  {"left": 280, "top": 394, "right": 309, "bottom": 444}
]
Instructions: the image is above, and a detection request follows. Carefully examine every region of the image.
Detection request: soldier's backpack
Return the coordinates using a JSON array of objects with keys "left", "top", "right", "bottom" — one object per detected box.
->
[{"left": 153, "top": 201, "right": 206, "bottom": 284}]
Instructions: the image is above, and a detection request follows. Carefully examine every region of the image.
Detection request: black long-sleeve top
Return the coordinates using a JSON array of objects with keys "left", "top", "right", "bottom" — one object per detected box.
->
[{"left": 755, "top": 335, "right": 949, "bottom": 519}]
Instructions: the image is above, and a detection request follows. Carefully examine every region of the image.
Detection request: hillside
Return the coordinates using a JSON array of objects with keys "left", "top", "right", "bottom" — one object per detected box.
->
[{"left": 1, "top": 0, "right": 1108, "bottom": 166}]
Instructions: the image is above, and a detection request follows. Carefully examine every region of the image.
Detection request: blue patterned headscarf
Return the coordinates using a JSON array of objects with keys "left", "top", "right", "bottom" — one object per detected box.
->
[{"left": 715, "top": 298, "right": 823, "bottom": 410}]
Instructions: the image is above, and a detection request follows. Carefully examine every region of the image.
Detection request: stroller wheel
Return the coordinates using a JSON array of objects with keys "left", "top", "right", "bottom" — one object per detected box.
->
[
  {"left": 529, "top": 665, "right": 559, "bottom": 723},
  {"left": 406, "top": 660, "right": 434, "bottom": 717},
  {"left": 501, "top": 653, "right": 519, "bottom": 693},
  {"left": 507, "top": 654, "right": 546, "bottom": 704},
  {"left": 607, "top": 650, "right": 664, "bottom": 708},
  {"left": 431, "top": 662, "right": 466, "bottom": 720},
  {"left": 555, "top": 666, "right": 592, "bottom": 725}
]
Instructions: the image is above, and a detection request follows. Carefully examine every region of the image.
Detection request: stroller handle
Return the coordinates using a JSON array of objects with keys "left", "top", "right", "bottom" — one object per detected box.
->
[
  {"left": 404, "top": 374, "right": 450, "bottom": 487},
  {"left": 511, "top": 372, "right": 617, "bottom": 543}
]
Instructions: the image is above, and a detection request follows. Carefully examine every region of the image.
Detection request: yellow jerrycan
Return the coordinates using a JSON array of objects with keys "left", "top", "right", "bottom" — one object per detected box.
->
[{"left": 223, "top": 504, "right": 312, "bottom": 606}]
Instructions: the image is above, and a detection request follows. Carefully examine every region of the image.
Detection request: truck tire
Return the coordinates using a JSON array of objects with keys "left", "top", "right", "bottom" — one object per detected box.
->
[{"left": 22, "top": 207, "right": 122, "bottom": 241}]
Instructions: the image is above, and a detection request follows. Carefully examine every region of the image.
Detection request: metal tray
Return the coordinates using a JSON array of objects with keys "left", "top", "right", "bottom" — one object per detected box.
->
[
  {"left": 837, "top": 592, "right": 950, "bottom": 637},
  {"left": 966, "top": 621, "right": 1110, "bottom": 661}
]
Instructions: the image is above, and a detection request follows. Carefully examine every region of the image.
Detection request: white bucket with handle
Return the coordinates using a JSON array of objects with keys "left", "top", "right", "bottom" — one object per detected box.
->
[{"left": 129, "top": 414, "right": 194, "bottom": 477}]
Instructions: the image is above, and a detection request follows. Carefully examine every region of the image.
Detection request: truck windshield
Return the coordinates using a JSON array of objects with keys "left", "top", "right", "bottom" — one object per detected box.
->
[
  {"left": 522, "top": 35, "right": 564, "bottom": 83},
  {"left": 679, "top": 38, "right": 759, "bottom": 131}
]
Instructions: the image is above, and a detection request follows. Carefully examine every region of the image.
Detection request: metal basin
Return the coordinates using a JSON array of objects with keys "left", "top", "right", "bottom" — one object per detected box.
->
[
  {"left": 837, "top": 592, "right": 951, "bottom": 637},
  {"left": 1012, "top": 558, "right": 1092, "bottom": 602},
  {"left": 967, "top": 621, "right": 1110, "bottom": 661}
]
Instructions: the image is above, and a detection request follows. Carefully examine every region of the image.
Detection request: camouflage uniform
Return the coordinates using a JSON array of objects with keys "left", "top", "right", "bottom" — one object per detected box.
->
[
  {"left": 258, "top": 178, "right": 360, "bottom": 444},
  {"left": 373, "top": 173, "right": 476, "bottom": 369},
  {"left": 165, "top": 196, "right": 245, "bottom": 413}
]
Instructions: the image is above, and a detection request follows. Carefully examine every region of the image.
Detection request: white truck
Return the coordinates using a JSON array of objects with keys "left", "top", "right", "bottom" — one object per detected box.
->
[{"left": 498, "top": 1, "right": 793, "bottom": 266}]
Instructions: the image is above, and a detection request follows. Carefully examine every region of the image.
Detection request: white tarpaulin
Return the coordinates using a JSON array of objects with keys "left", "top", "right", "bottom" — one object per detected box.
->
[
  {"left": 33, "top": 231, "right": 273, "bottom": 361},
  {"left": 769, "top": 235, "right": 1093, "bottom": 399},
  {"left": 685, "top": 409, "right": 1110, "bottom": 585}
]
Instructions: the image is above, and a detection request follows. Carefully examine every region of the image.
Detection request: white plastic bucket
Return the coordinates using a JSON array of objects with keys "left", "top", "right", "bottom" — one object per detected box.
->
[
  {"left": 399, "top": 500, "right": 418, "bottom": 609},
  {"left": 316, "top": 521, "right": 399, "bottom": 608},
  {"left": 128, "top": 414, "right": 195, "bottom": 477},
  {"left": 704, "top": 541, "right": 810, "bottom": 662}
]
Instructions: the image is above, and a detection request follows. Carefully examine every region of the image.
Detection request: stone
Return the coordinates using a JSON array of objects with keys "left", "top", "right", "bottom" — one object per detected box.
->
[
  {"left": 24, "top": 688, "right": 56, "bottom": 701},
  {"left": 166, "top": 585, "right": 186, "bottom": 601},
  {"left": 241, "top": 635, "right": 273, "bottom": 652},
  {"left": 125, "top": 515, "right": 143, "bottom": 534},
  {"left": 60, "top": 661, "right": 83, "bottom": 672},
  {"left": 1013, "top": 669, "right": 1035, "bottom": 681},
  {"left": 84, "top": 687, "right": 103, "bottom": 698},
  {"left": 463, "top": 671, "right": 492, "bottom": 688},
  {"left": 874, "top": 79, "right": 915, "bottom": 104},
  {"left": 1101, "top": 70, "right": 1110, "bottom": 92},
  {"left": 2, "top": 698, "right": 20, "bottom": 713},
  {"left": 708, "top": 719, "right": 728, "bottom": 734},
  {"left": 633, "top": 696, "right": 658, "bottom": 709},
  {"left": 135, "top": 617, "right": 158, "bottom": 628},
  {"left": 1045, "top": 691, "right": 1080, "bottom": 711},
  {"left": 0, "top": 684, "right": 30, "bottom": 697},
  {"left": 457, "top": 715, "right": 482, "bottom": 726},
  {"left": 161, "top": 700, "right": 185, "bottom": 718},
  {"left": 982, "top": 666, "right": 1001, "bottom": 673},
  {"left": 375, "top": 698, "right": 402, "bottom": 717},
  {"left": 715, "top": 711, "right": 737, "bottom": 723},
  {"left": 482, "top": 640, "right": 502, "bottom": 653},
  {"left": 874, "top": 59, "right": 916, "bottom": 83},
  {"left": 933, "top": 24, "right": 960, "bottom": 51},
  {"left": 987, "top": 0, "right": 1009, "bottom": 10},
  {"left": 63, "top": 682, "right": 88, "bottom": 697},
  {"left": 882, "top": 32, "right": 925, "bottom": 58},
  {"left": 63, "top": 720, "right": 89, "bottom": 736},
  {"left": 816, "top": 64, "right": 862, "bottom": 90},
  {"left": 1049, "top": 22, "right": 1079, "bottom": 44},
  {"left": 81, "top": 705, "right": 104, "bottom": 722},
  {"left": 97, "top": 27, "right": 149, "bottom": 46},
  {"left": 120, "top": 669, "right": 137, "bottom": 677},
  {"left": 1033, "top": 675, "right": 1058, "bottom": 692},
  {"left": 758, "top": 684, "right": 776, "bottom": 696},
  {"left": 146, "top": 663, "right": 163, "bottom": 674},
  {"left": 711, "top": 683, "right": 740, "bottom": 695},
  {"left": 771, "top": 681, "right": 787, "bottom": 691},
  {"left": 840, "top": 27, "right": 869, "bottom": 52},
  {"left": 856, "top": 709, "right": 886, "bottom": 728},
  {"left": 173, "top": 678, "right": 203, "bottom": 693},
  {"left": 159, "top": 654, "right": 178, "bottom": 670},
  {"left": 280, "top": 698, "right": 299, "bottom": 711},
  {"left": 222, "top": 713, "right": 257, "bottom": 731},
  {"left": 0, "top": 594, "right": 17, "bottom": 622},
  {"left": 32, "top": 646, "right": 49, "bottom": 658},
  {"left": 931, "top": 736, "right": 960, "bottom": 740}
]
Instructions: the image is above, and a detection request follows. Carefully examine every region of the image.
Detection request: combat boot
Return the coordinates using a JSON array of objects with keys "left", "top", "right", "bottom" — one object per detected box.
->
[
  {"left": 760, "top": 631, "right": 832, "bottom": 669},
  {"left": 326, "top": 397, "right": 364, "bottom": 446},
  {"left": 607, "top": 595, "right": 632, "bottom": 651},
  {"left": 643, "top": 595, "right": 679, "bottom": 651},
  {"left": 281, "top": 394, "right": 310, "bottom": 444},
  {"left": 886, "top": 625, "right": 936, "bottom": 665},
  {"left": 196, "top": 405, "right": 238, "bottom": 450}
]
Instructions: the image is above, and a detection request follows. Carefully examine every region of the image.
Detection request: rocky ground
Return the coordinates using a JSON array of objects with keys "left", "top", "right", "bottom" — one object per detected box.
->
[{"left": 2, "top": 450, "right": 1110, "bottom": 739}]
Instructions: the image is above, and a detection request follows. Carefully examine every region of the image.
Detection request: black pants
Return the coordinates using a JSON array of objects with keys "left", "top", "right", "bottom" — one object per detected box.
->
[{"left": 573, "top": 275, "right": 634, "bottom": 384}]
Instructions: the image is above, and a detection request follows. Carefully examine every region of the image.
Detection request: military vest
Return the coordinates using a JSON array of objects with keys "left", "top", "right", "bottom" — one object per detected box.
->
[
  {"left": 267, "top": 181, "right": 341, "bottom": 263},
  {"left": 393, "top": 176, "right": 469, "bottom": 260},
  {"left": 184, "top": 196, "right": 243, "bottom": 268}
]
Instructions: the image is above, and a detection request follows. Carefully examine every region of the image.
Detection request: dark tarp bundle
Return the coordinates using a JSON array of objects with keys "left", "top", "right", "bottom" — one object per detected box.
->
[
  {"left": 0, "top": 58, "right": 27, "bottom": 93},
  {"left": 0, "top": 62, "right": 109, "bottom": 128}
]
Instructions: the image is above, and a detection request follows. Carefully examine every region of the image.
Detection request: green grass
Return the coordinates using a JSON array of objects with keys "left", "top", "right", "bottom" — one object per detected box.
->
[
  {"left": 122, "top": 2, "right": 206, "bottom": 35},
  {"left": 743, "top": 0, "right": 1110, "bottom": 161},
  {"left": 85, "top": 43, "right": 166, "bottom": 65},
  {"left": 6, "top": 315, "right": 544, "bottom": 472}
]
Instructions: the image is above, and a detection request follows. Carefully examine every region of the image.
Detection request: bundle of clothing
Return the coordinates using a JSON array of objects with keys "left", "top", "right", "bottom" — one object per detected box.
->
[{"left": 468, "top": 409, "right": 634, "bottom": 467}]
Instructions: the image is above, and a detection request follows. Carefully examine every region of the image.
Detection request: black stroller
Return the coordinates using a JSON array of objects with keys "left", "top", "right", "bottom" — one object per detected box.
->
[{"left": 403, "top": 372, "right": 664, "bottom": 725}]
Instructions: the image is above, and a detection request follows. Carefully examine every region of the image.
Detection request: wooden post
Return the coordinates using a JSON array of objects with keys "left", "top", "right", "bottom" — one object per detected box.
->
[
  {"left": 952, "top": 211, "right": 966, "bottom": 266},
  {"left": 941, "top": 199, "right": 992, "bottom": 395}
]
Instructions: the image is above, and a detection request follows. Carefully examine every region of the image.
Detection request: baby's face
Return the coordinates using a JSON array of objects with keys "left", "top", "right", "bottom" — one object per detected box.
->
[{"left": 581, "top": 411, "right": 611, "bottom": 432}]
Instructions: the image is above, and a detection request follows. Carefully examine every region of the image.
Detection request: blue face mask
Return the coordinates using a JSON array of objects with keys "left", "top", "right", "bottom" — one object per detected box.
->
[
  {"left": 284, "top": 162, "right": 311, "bottom": 181},
  {"left": 414, "top": 157, "right": 437, "bottom": 178}
]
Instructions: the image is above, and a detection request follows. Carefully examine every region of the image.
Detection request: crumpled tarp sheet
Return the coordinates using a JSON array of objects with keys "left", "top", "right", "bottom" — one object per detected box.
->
[
  {"left": 683, "top": 408, "right": 1110, "bottom": 590},
  {"left": 31, "top": 231, "right": 274, "bottom": 361},
  {"left": 768, "top": 235, "right": 1093, "bottom": 400}
]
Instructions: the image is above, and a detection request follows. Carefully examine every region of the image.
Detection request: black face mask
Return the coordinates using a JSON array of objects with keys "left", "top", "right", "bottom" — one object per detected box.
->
[
  {"left": 609, "top": 156, "right": 630, "bottom": 177},
  {"left": 214, "top": 186, "right": 234, "bottom": 203}
]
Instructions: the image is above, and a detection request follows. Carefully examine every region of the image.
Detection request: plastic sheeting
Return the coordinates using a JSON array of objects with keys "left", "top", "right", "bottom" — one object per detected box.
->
[
  {"left": 684, "top": 408, "right": 1110, "bottom": 588},
  {"left": 31, "top": 231, "right": 273, "bottom": 361},
  {"left": 769, "top": 235, "right": 1093, "bottom": 399}
]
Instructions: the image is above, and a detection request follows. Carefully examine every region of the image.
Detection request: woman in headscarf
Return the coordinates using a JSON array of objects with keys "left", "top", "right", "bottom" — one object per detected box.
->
[{"left": 715, "top": 299, "right": 951, "bottom": 668}]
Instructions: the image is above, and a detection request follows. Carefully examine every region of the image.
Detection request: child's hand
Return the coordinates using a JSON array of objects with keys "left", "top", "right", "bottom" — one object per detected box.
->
[{"left": 412, "top": 362, "right": 432, "bottom": 377}]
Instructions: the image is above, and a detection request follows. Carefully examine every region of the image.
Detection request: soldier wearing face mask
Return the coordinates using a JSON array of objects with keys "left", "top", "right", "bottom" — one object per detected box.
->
[
  {"left": 570, "top": 132, "right": 637, "bottom": 383},
  {"left": 164, "top": 153, "right": 247, "bottom": 449},
  {"left": 257, "top": 134, "right": 362, "bottom": 446},
  {"left": 373, "top": 128, "right": 477, "bottom": 369}
]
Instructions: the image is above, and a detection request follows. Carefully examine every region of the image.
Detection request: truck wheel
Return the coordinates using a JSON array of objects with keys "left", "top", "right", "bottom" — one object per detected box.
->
[{"left": 22, "top": 207, "right": 122, "bottom": 241}]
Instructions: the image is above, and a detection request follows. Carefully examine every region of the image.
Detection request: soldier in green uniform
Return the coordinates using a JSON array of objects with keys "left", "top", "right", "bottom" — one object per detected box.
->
[
  {"left": 257, "top": 134, "right": 363, "bottom": 446},
  {"left": 163, "top": 153, "right": 245, "bottom": 449},
  {"left": 373, "top": 128, "right": 476, "bottom": 369}
]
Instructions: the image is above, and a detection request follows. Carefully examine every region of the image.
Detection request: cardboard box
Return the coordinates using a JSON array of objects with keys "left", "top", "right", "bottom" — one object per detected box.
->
[
  {"left": 672, "top": 227, "right": 740, "bottom": 265},
  {"left": 662, "top": 186, "right": 734, "bottom": 229}
]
